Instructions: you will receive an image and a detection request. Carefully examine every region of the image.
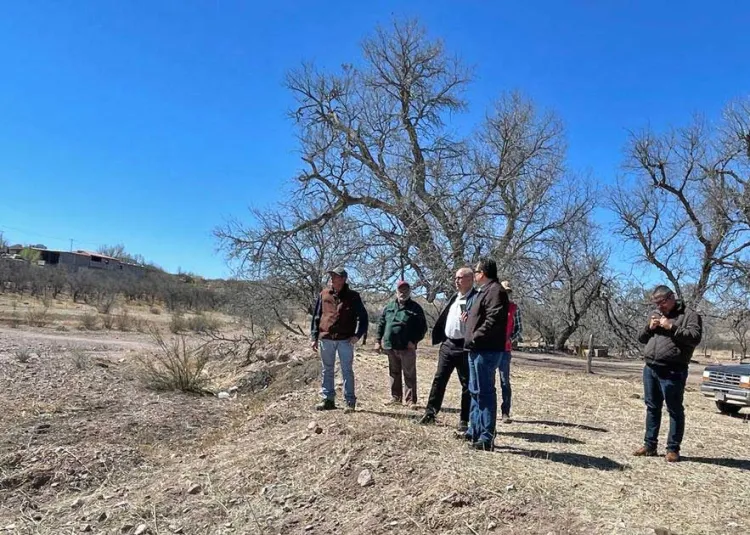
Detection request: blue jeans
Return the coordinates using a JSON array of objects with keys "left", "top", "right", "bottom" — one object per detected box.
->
[
  {"left": 467, "top": 350, "right": 503, "bottom": 445},
  {"left": 319, "top": 339, "right": 356, "bottom": 405},
  {"left": 643, "top": 365, "right": 688, "bottom": 453},
  {"left": 498, "top": 351, "right": 512, "bottom": 416}
]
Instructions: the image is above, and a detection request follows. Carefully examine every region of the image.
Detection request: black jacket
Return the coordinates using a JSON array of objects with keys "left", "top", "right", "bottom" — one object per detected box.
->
[
  {"left": 638, "top": 301, "right": 702, "bottom": 370},
  {"left": 431, "top": 288, "right": 478, "bottom": 345},
  {"left": 464, "top": 280, "right": 509, "bottom": 352}
]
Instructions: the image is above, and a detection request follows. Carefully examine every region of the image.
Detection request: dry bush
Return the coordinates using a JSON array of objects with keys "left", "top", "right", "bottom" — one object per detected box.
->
[
  {"left": 25, "top": 307, "right": 50, "bottom": 327},
  {"left": 149, "top": 306, "right": 162, "bottom": 315},
  {"left": 115, "top": 311, "right": 134, "bottom": 331},
  {"left": 94, "top": 293, "right": 117, "bottom": 314},
  {"left": 136, "top": 330, "right": 211, "bottom": 393},
  {"left": 169, "top": 313, "right": 188, "bottom": 334},
  {"left": 186, "top": 313, "right": 222, "bottom": 333},
  {"left": 78, "top": 312, "right": 100, "bottom": 331},
  {"left": 101, "top": 313, "right": 115, "bottom": 329},
  {"left": 14, "top": 348, "right": 31, "bottom": 363},
  {"left": 70, "top": 347, "right": 89, "bottom": 370}
]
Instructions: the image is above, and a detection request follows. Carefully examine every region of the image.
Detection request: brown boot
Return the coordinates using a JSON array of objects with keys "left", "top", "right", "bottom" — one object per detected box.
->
[
  {"left": 633, "top": 446, "right": 657, "bottom": 457},
  {"left": 665, "top": 451, "right": 680, "bottom": 463}
]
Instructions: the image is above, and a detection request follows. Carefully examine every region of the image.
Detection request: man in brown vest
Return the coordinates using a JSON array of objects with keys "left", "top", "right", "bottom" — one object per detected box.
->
[{"left": 310, "top": 268, "right": 369, "bottom": 413}]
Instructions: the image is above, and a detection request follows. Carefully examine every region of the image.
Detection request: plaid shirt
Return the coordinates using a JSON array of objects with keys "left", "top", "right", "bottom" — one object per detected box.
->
[{"left": 511, "top": 305, "right": 523, "bottom": 343}]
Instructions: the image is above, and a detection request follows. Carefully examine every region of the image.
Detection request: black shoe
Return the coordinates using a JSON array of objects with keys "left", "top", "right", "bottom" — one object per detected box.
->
[
  {"left": 469, "top": 441, "right": 494, "bottom": 452},
  {"left": 456, "top": 420, "right": 469, "bottom": 433},
  {"left": 315, "top": 399, "right": 336, "bottom": 411},
  {"left": 419, "top": 413, "right": 436, "bottom": 425},
  {"left": 343, "top": 402, "right": 356, "bottom": 414}
]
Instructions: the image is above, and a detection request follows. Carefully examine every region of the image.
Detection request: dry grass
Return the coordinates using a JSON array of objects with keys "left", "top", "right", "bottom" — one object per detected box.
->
[
  {"left": 1, "top": 327, "right": 749, "bottom": 535},
  {"left": 135, "top": 330, "right": 211, "bottom": 393}
]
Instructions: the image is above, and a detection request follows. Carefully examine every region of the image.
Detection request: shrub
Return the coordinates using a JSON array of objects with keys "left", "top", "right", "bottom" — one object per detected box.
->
[
  {"left": 26, "top": 307, "right": 50, "bottom": 327},
  {"left": 78, "top": 312, "right": 100, "bottom": 331},
  {"left": 71, "top": 347, "right": 89, "bottom": 370},
  {"left": 186, "top": 314, "right": 222, "bottom": 333},
  {"left": 169, "top": 313, "right": 188, "bottom": 334},
  {"left": 14, "top": 348, "right": 31, "bottom": 363},
  {"left": 101, "top": 313, "right": 115, "bottom": 329},
  {"left": 115, "top": 311, "right": 134, "bottom": 331},
  {"left": 136, "top": 330, "right": 211, "bottom": 393},
  {"left": 149, "top": 306, "right": 162, "bottom": 315}
]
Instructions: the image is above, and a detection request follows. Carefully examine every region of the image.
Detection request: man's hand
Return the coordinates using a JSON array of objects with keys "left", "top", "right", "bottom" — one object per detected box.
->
[
  {"left": 375, "top": 340, "right": 383, "bottom": 354},
  {"left": 659, "top": 317, "right": 674, "bottom": 330},
  {"left": 311, "top": 340, "right": 318, "bottom": 351},
  {"left": 348, "top": 336, "right": 359, "bottom": 346},
  {"left": 648, "top": 317, "right": 660, "bottom": 331},
  {"left": 407, "top": 341, "right": 416, "bottom": 350},
  {"left": 460, "top": 311, "right": 468, "bottom": 322}
]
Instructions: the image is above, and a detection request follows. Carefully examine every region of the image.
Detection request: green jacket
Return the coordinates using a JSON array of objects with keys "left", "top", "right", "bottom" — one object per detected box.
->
[{"left": 376, "top": 298, "right": 428, "bottom": 350}]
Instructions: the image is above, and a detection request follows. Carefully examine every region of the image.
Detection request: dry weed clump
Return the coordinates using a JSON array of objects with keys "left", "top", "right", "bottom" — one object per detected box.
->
[
  {"left": 101, "top": 312, "right": 115, "bottom": 329},
  {"left": 170, "top": 312, "right": 221, "bottom": 334},
  {"left": 25, "top": 307, "right": 50, "bottom": 327},
  {"left": 14, "top": 348, "right": 32, "bottom": 363},
  {"left": 77, "top": 312, "right": 100, "bottom": 331},
  {"left": 114, "top": 310, "right": 134, "bottom": 331},
  {"left": 70, "top": 347, "right": 90, "bottom": 370},
  {"left": 136, "top": 330, "right": 211, "bottom": 393},
  {"left": 149, "top": 306, "right": 162, "bottom": 315}
]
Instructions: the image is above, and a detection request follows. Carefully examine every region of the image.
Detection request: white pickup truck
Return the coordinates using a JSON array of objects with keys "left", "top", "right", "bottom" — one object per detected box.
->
[{"left": 700, "top": 364, "right": 750, "bottom": 415}]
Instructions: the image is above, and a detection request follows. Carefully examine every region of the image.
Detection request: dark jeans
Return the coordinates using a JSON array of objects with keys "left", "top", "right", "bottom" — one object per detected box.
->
[
  {"left": 643, "top": 364, "right": 688, "bottom": 453},
  {"left": 467, "top": 350, "right": 502, "bottom": 445},
  {"left": 498, "top": 351, "right": 512, "bottom": 416},
  {"left": 424, "top": 339, "right": 470, "bottom": 423}
]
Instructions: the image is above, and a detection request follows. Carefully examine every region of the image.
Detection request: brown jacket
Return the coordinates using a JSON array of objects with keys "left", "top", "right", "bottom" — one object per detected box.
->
[
  {"left": 310, "top": 284, "right": 369, "bottom": 341},
  {"left": 464, "top": 280, "right": 509, "bottom": 352}
]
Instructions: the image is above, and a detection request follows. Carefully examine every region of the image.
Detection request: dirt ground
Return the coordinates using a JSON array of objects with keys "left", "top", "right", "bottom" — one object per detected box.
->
[{"left": 1, "top": 324, "right": 749, "bottom": 535}]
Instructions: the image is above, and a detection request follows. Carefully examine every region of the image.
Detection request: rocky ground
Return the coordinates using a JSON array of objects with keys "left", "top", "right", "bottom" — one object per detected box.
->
[{"left": 1, "top": 325, "right": 749, "bottom": 535}]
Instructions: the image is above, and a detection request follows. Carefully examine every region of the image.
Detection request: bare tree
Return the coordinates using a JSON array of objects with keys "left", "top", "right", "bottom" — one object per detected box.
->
[
  {"left": 610, "top": 98, "right": 750, "bottom": 306},
  {"left": 218, "top": 20, "right": 589, "bottom": 302},
  {"left": 522, "top": 216, "right": 607, "bottom": 350}
]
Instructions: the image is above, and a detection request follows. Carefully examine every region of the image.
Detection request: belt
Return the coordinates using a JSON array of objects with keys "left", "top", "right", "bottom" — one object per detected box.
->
[{"left": 447, "top": 337, "right": 464, "bottom": 347}]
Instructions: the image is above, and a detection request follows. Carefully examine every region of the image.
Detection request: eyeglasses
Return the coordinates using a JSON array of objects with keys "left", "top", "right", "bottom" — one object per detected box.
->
[{"left": 473, "top": 270, "right": 482, "bottom": 274}]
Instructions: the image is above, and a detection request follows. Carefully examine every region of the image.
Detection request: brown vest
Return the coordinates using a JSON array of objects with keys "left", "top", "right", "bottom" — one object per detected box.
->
[{"left": 319, "top": 285, "right": 360, "bottom": 340}]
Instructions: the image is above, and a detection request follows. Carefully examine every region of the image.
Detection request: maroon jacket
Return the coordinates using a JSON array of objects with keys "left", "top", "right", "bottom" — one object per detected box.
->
[{"left": 310, "top": 284, "right": 369, "bottom": 341}]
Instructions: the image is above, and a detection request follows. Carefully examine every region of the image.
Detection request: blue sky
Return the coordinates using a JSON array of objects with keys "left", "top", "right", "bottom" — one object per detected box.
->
[{"left": 1, "top": 1, "right": 748, "bottom": 279}]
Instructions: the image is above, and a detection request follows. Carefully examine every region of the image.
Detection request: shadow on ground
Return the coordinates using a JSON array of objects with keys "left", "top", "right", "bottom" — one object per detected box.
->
[
  {"left": 512, "top": 419, "right": 608, "bottom": 433},
  {"left": 495, "top": 445, "right": 627, "bottom": 471},
  {"left": 682, "top": 456, "right": 750, "bottom": 471},
  {"left": 498, "top": 431, "right": 585, "bottom": 445}
]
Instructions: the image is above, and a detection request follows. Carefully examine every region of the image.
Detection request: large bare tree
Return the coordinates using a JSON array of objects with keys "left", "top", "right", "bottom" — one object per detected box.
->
[
  {"left": 610, "top": 98, "right": 750, "bottom": 306},
  {"left": 218, "top": 20, "right": 589, "bottom": 304}
]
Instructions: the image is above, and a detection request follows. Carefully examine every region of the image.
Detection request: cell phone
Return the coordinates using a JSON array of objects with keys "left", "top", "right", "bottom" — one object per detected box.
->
[{"left": 459, "top": 302, "right": 467, "bottom": 313}]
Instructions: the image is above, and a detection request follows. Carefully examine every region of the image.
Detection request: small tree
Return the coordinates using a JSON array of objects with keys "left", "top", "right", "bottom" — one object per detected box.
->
[{"left": 19, "top": 248, "right": 41, "bottom": 265}]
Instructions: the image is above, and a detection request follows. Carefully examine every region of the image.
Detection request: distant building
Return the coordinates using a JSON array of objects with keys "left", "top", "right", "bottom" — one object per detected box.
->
[{"left": 33, "top": 248, "right": 147, "bottom": 275}]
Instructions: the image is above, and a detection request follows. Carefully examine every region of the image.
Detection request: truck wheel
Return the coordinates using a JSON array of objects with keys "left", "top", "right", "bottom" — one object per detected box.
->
[{"left": 715, "top": 401, "right": 742, "bottom": 415}]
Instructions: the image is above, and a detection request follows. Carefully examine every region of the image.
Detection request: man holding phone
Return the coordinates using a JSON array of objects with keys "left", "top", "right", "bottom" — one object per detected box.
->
[
  {"left": 419, "top": 267, "right": 477, "bottom": 431},
  {"left": 634, "top": 285, "right": 702, "bottom": 462}
]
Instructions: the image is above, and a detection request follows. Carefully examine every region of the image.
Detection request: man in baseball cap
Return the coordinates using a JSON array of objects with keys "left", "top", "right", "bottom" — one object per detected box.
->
[{"left": 376, "top": 280, "right": 428, "bottom": 408}]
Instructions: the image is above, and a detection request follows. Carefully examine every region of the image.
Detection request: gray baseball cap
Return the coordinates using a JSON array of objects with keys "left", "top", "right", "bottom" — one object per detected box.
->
[{"left": 327, "top": 267, "right": 348, "bottom": 278}]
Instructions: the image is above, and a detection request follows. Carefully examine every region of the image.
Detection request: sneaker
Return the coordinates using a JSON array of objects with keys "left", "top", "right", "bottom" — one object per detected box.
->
[
  {"left": 632, "top": 446, "right": 657, "bottom": 457},
  {"left": 383, "top": 398, "right": 402, "bottom": 406},
  {"left": 315, "top": 399, "right": 336, "bottom": 411},
  {"left": 343, "top": 402, "right": 356, "bottom": 414},
  {"left": 419, "top": 413, "right": 436, "bottom": 425},
  {"left": 500, "top": 414, "right": 512, "bottom": 424},
  {"left": 456, "top": 420, "right": 469, "bottom": 433},
  {"left": 469, "top": 441, "right": 494, "bottom": 452},
  {"left": 665, "top": 451, "right": 680, "bottom": 463}
]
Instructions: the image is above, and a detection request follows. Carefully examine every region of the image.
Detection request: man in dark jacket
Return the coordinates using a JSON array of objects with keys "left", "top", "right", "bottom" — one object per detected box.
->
[
  {"left": 633, "top": 285, "right": 702, "bottom": 462},
  {"left": 310, "top": 268, "right": 369, "bottom": 413},
  {"left": 462, "top": 258, "right": 509, "bottom": 451},
  {"left": 376, "top": 280, "right": 428, "bottom": 407},
  {"left": 419, "top": 267, "right": 476, "bottom": 431}
]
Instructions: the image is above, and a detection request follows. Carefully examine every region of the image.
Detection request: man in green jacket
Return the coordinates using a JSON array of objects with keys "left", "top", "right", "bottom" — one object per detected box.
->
[{"left": 376, "top": 280, "right": 428, "bottom": 407}]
